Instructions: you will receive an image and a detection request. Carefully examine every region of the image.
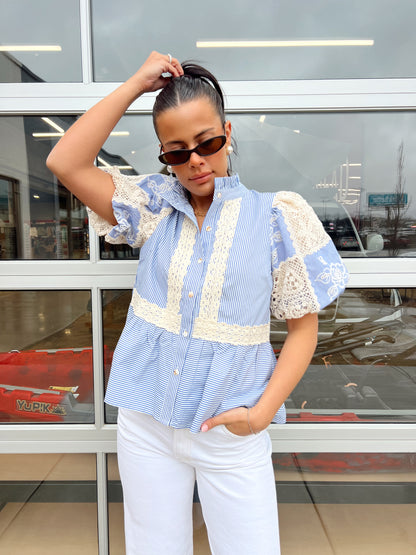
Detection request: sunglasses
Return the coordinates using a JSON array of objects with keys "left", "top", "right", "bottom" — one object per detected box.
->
[{"left": 158, "top": 135, "right": 227, "bottom": 166}]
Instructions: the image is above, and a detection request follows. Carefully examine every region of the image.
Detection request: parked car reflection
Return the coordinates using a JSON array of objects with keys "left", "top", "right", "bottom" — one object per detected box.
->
[{"left": 271, "top": 288, "right": 416, "bottom": 421}]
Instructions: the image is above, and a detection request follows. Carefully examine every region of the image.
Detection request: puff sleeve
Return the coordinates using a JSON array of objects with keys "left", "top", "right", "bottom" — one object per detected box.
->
[
  {"left": 270, "top": 191, "right": 349, "bottom": 320},
  {"left": 87, "top": 167, "right": 173, "bottom": 248}
]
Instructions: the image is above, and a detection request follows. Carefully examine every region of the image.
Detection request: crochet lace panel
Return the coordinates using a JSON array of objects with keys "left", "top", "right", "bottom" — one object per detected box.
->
[
  {"left": 166, "top": 217, "right": 197, "bottom": 316},
  {"left": 272, "top": 191, "right": 330, "bottom": 256},
  {"left": 270, "top": 255, "right": 321, "bottom": 320},
  {"left": 87, "top": 167, "right": 172, "bottom": 247},
  {"left": 193, "top": 197, "right": 269, "bottom": 346},
  {"left": 197, "top": 198, "right": 242, "bottom": 322},
  {"left": 131, "top": 290, "right": 181, "bottom": 334},
  {"left": 130, "top": 217, "right": 196, "bottom": 334}
]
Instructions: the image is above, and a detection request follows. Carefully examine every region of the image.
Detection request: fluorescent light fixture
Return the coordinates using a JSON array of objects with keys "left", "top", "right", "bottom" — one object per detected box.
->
[
  {"left": 197, "top": 39, "right": 374, "bottom": 48},
  {"left": 348, "top": 176, "right": 361, "bottom": 179},
  {"left": 259, "top": 115, "right": 266, "bottom": 123},
  {"left": 97, "top": 157, "right": 111, "bottom": 167},
  {"left": 33, "top": 132, "right": 63, "bottom": 138},
  {"left": 0, "top": 45, "right": 62, "bottom": 52},
  {"left": 42, "top": 117, "right": 65, "bottom": 134},
  {"left": 33, "top": 194, "right": 40, "bottom": 199},
  {"left": 97, "top": 159, "right": 133, "bottom": 171},
  {"left": 342, "top": 163, "right": 362, "bottom": 167},
  {"left": 293, "top": 129, "right": 300, "bottom": 134},
  {"left": 33, "top": 130, "right": 129, "bottom": 138}
]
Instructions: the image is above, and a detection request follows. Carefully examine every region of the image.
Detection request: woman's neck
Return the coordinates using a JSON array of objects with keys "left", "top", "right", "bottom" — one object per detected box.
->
[{"left": 190, "top": 195, "right": 212, "bottom": 217}]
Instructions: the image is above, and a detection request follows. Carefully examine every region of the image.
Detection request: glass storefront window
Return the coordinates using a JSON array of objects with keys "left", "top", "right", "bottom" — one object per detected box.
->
[
  {"left": 0, "top": 0, "right": 82, "bottom": 83},
  {"left": 103, "top": 288, "right": 416, "bottom": 424},
  {"left": 92, "top": 0, "right": 416, "bottom": 81},
  {"left": 272, "top": 288, "right": 416, "bottom": 423},
  {"left": 102, "top": 290, "right": 131, "bottom": 423},
  {"left": 0, "top": 116, "right": 89, "bottom": 260},
  {"left": 274, "top": 452, "right": 416, "bottom": 552},
  {"left": 107, "top": 451, "right": 416, "bottom": 553},
  {"left": 0, "top": 453, "right": 98, "bottom": 553},
  {"left": 0, "top": 290, "right": 94, "bottom": 423},
  {"left": 98, "top": 111, "right": 416, "bottom": 259}
]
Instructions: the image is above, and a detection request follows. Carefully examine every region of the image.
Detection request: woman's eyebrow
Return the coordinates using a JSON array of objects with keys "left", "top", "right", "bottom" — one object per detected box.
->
[{"left": 164, "top": 127, "right": 217, "bottom": 148}]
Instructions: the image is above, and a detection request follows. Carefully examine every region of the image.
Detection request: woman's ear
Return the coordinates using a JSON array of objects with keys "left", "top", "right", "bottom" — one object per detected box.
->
[{"left": 224, "top": 120, "right": 232, "bottom": 144}]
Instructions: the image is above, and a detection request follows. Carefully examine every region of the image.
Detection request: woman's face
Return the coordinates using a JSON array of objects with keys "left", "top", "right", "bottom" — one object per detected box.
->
[{"left": 156, "top": 97, "right": 232, "bottom": 202}]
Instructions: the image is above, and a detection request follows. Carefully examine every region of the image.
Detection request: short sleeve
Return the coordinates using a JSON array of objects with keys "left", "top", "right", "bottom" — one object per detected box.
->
[
  {"left": 270, "top": 191, "right": 349, "bottom": 320},
  {"left": 87, "top": 167, "right": 174, "bottom": 248}
]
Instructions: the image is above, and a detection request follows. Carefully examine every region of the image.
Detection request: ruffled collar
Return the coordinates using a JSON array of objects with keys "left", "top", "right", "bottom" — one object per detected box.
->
[{"left": 160, "top": 173, "right": 244, "bottom": 216}]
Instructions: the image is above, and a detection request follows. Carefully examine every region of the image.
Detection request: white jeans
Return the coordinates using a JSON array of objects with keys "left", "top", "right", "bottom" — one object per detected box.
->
[{"left": 117, "top": 408, "right": 280, "bottom": 555}]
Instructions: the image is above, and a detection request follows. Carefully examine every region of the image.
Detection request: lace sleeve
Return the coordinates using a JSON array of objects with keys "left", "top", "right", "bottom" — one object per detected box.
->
[
  {"left": 270, "top": 191, "right": 349, "bottom": 320},
  {"left": 87, "top": 167, "right": 173, "bottom": 248}
]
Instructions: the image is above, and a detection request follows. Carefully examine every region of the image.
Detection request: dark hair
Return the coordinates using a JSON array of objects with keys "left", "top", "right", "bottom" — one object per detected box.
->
[{"left": 152, "top": 61, "right": 226, "bottom": 134}]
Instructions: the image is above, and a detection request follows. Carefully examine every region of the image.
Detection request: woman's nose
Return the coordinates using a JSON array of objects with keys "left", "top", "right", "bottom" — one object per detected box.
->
[{"left": 188, "top": 151, "right": 204, "bottom": 165}]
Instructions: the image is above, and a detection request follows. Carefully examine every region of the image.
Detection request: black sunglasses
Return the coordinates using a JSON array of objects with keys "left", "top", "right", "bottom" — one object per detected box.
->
[{"left": 158, "top": 135, "right": 227, "bottom": 166}]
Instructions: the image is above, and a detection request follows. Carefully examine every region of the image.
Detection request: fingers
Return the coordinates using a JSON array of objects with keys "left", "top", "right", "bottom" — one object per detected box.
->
[
  {"left": 200, "top": 407, "right": 252, "bottom": 435},
  {"left": 164, "top": 52, "right": 183, "bottom": 78}
]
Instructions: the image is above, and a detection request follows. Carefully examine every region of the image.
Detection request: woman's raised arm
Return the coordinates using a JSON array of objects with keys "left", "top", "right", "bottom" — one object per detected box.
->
[{"left": 46, "top": 52, "right": 183, "bottom": 224}]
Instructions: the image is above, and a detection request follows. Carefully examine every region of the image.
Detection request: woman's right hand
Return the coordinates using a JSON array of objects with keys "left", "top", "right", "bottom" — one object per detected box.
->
[{"left": 129, "top": 51, "right": 184, "bottom": 95}]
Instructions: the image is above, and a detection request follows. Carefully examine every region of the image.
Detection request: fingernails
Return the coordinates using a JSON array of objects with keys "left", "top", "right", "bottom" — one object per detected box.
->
[{"left": 201, "top": 424, "right": 208, "bottom": 432}]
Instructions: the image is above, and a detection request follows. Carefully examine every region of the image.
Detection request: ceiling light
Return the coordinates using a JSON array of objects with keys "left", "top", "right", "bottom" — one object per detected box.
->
[
  {"left": 32, "top": 132, "right": 63, "bottom": 138},
  {"left": 197, "top": 39, "right": 374, "bottom": 48},
  {"left": 97, "top": 157, "right": 111, "bottom": 167},
  {"left": 33, "top": 130, "right": 129, "bottom": 139},
  {"left": 110, "top": 131, "right": 130, "bottom": 137},
  {"left": 42, "top": 117, "right": 65, "bottom": 134},
  {"left": 0, "top": 45, "right": 62, "bottom": 52},
  {"left": 259, "top": 115, "right": 266, "bottom": 123}
]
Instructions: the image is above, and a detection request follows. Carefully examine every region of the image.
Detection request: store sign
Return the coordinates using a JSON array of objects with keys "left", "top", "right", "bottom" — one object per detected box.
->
[{"left": 368, "top": 193, "right": 408, "bottom": 207}]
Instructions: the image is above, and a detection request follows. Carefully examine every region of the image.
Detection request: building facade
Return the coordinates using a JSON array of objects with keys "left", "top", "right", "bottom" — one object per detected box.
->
[{"left": 1, "top": 1, "right": 416, "bottom": 553}]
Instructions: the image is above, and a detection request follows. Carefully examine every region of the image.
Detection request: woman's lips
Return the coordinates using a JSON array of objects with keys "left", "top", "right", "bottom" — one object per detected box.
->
[{"left": 189, "top": 172, "right": 212, "bottom": 183}]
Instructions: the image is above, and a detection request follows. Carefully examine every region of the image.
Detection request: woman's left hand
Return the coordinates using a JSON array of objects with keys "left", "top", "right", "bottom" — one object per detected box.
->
[{"left": 200, "top": 405, "right": 267, "bottom": 436}]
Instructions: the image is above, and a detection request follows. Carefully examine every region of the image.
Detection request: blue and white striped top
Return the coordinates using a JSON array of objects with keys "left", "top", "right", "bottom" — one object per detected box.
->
[{"left": 88, "top": 169, "right": 348, "bottom": 433}]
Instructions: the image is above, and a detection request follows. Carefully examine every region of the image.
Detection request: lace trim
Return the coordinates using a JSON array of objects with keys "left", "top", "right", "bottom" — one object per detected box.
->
[
  {"left": 88, "top": 167, "right": 172, "bottom": 246},
  {"left": 193, "top": 317, "right": 270, "bottom": 346},
  {"left": 271, "top": 255, "right": 321, "bottom": 320},
  {"left": 198, "top": 199, "right": 242, "bottom": 321},
  {"left": 272, "top": 191, "right": 329, "bottom": 256},
  {"left": 131, "top": 290, "right": 181, "bottom": 334},
  {"left": 166, "top": 217, "right": 197, "bottom": 314}
]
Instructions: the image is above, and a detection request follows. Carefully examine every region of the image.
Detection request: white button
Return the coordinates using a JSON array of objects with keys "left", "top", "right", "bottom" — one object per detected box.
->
[
  {"left": 197, "top": 258, "right": 203, "bottom": 264},
  {"left": 188, "top": 291, "right": 194, "bottom": 298},
  {"left": 173, "top": 369, "right": 179, "bottom": 376},
  {"left": 206, "top": 226, "right": 212, "bottom": 232},
  {"left": 217, "top": 192, "right": 222, "bottom": 199},
  {"left": 183, "top": 330, "right": 188, "bottom": 337}
]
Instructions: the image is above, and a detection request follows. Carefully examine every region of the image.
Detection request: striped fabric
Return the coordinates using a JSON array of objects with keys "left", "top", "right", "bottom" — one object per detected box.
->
[{"left": 89, "top": 169, "right": 348, "bottom": 433}]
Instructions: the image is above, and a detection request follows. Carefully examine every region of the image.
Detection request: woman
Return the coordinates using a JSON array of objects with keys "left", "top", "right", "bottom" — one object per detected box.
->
[{"left": 47, "top": 51, "right": 348, "bottom": 554}]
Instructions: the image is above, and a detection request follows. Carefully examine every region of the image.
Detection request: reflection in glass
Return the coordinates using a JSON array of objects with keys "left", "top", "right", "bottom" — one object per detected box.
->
[
  {"left": 98, "top": 111, "right": 416, "bottom": 258},
  {"left": 103, "top": 288, "right": 416, "bottom": 423},
  {"left": 271, "top": 288, "right": 416, "bottom": 422},
  {"left": 102, "top": 290, "right": 131, "bottom": 423},
  {"left": 0, "top": 116, "right": 89, "bottom": 260},
  {"left": 92, "top": 0, "right": 416, "bottom": 81},
  {"left": 0, "top": 0, "right": 82, "bottom": 83},
  {"left": 0, "top": 291, "right": 93, "bottom": 423},
  {"left": 0, "top": 454, "right": 98, "bottom": 553}
]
